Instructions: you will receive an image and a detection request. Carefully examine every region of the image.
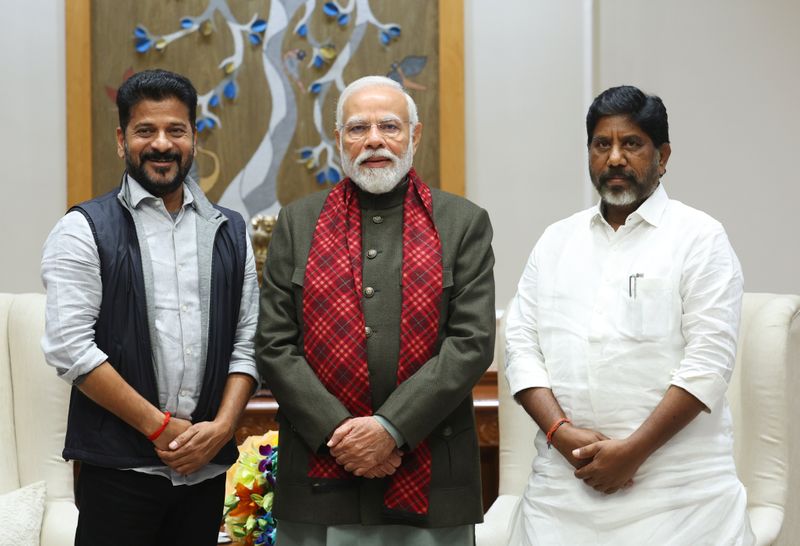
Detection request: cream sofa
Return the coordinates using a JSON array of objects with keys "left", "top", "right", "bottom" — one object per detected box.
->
[
  {"left": 477, "top": 292, "right": 800, "bottom": 546},
  {"left": 0, "top": 293, "right": 78, "bottom": 545}
]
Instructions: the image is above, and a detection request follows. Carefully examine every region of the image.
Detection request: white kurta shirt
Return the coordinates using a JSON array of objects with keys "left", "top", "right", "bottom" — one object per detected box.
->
[{"left": 505, "top": 184, "right": 754, "bottom": 545}]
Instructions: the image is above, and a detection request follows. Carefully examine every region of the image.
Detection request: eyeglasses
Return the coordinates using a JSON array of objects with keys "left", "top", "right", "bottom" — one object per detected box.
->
[{"left": 342, "top": 120, "right": 409, "bottom": 141}]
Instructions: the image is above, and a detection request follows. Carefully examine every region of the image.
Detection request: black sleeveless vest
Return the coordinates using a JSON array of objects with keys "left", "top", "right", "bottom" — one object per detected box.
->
[{"left": 63, "top": 186, "right": 246, "bottom": 468}]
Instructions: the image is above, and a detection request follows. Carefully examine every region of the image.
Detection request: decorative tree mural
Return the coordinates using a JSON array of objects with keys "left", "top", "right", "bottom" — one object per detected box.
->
[{"left": 113, "top": 0, "right": 437, "bottom": 221}]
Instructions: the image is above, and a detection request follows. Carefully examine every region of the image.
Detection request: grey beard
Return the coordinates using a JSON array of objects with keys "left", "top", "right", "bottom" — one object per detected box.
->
[
  {"left": 340, "top": 141, "right": 414, "bottom": 194},
  {"left": 599, "top": 186, "right": 639, "bottom": 206}
]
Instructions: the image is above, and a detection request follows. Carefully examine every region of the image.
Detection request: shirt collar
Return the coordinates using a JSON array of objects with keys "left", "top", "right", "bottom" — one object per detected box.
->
[
  {"left": 126, "top": 174, "right": 195, "bottom": 211},
  {"left": 589, "top": 183, "right": 669, "bottom": 229}
]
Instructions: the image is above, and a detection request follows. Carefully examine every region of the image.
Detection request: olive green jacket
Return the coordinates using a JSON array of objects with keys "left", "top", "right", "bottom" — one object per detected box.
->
[{"left": 255, "top": 181, "right": 495, "bottom": 527}]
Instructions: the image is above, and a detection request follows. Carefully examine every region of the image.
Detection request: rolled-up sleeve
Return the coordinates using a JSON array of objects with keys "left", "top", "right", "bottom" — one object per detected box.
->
[
  {"left": 672, "top": 225, "right": 743, "bottom": 411},
  {"left": 40, "top": 211, "right": 108, "bottom": 384},
  {"left": 505, "top": 245, "right": 551, "bottom": 396},
  {"left": 227, "top": 237, "right": 260, "bottom": 383}
]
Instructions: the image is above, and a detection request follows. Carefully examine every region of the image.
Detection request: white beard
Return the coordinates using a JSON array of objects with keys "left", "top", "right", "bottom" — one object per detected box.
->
[
  {"left": 598, "top": 186, "right": 639, "bottom": 206},
  {"left": 339, "top": 139, "right": 414, "bottom": 194}
]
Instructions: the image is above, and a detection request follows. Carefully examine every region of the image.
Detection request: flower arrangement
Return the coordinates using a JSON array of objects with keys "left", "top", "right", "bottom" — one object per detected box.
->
[{"left": 223, "top": 430, "right": 279, "bottom": 545}]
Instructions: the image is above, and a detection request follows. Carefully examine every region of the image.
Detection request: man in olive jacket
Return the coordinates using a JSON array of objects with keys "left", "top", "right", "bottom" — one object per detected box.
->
[{"left": 255, "top": 75, "right": 495, "bottom": 544}]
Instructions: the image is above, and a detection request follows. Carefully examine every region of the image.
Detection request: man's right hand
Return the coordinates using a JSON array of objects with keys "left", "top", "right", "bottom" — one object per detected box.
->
[
  {"left": 361, "top": 449, "right": 404, "bottom": 479},
  {"left": 550, "top": 424, "right": 608, "bottom": 469},
  {"left": 151, "top": 417, "right": 192, "bottom": 451}
]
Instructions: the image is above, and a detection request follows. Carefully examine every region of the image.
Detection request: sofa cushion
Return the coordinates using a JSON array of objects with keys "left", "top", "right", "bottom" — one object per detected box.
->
[{"left": 0, "top": 480, "right": 46, "bottom": 546}]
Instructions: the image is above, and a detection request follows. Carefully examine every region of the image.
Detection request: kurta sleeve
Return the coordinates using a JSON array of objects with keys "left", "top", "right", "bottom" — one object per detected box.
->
[
  {"left": 672, "top": 224, "right": 743, "bottom": 411},
  {"left": 504, "top": 243, "right": 551, "bottom": 396},
  {"left": 255, "top": 206, "right": 351, "bottom": 451},
  {"left": 375, "top": 206, "right": 495, "bottom": 449}
]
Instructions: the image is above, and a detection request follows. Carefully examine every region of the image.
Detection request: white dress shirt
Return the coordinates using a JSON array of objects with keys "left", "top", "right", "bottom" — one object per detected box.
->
[
  {"left": 41, "top": 176, "right": 259, "bottom": 485},
  {"left": 504, "top": 184, "right": 754, "bottom": 544}
]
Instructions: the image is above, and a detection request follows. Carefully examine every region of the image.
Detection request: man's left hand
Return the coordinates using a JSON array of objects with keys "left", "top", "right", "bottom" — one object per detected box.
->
[
  {"left": 328, "top": 416, "right": 397, "bottom": 476},
  {"left": 572, "top": 439, "right": 642, "bottom": 494},
  {"left": 155, "top": 419, "right": 233, "bottom": 475}
]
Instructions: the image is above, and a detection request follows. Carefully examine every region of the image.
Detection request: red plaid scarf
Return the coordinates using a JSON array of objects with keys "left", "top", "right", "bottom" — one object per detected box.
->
[{"left": 302, "top": 169, "right": 442, "bottom": 517}]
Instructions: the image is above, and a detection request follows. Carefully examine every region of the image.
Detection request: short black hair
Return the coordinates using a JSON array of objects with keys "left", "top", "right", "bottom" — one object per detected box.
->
[
  {"left": 116, "top": 69, "right": 197, "bottom": 132},
  {"left": 586, "top": 85, "right": 669, "bottom": 147}
]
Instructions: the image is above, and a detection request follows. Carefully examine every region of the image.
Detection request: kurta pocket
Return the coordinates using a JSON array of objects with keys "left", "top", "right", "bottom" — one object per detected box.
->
[{"left": 623, "top": 277, "right": 673, "bottom": 340}]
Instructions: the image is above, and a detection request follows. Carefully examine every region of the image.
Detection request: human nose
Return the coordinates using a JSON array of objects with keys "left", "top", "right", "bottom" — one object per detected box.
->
[
  {"left": 608, "top": 144, "right": 626, "bottom": 166},
  {"left": 364, "top": 124, "right": 385, "bottom": 148},
  {"left": 150, "top": 130, "right": 173, "bottom": 152}
]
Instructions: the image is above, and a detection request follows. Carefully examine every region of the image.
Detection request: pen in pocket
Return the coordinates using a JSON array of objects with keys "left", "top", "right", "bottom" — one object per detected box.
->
[{"left": 628, "top": 273, "right": 644, "bottom": 299}]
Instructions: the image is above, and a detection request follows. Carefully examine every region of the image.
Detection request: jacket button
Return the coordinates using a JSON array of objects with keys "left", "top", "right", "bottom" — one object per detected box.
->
[
  {"left": 367, "top": 249, "right": 378, "bottom": 259},
  {"left": 364, "top": 287, "right": 375, "bottom": 298},
  {"left": 365, "top": 326, "right": 373, "bottom": 337},
  {"left": 442, "top": 426, "right": 453, "bottom": 437},
  {"left": 372, "top": 215, "right": 384, "bottom": 224}
]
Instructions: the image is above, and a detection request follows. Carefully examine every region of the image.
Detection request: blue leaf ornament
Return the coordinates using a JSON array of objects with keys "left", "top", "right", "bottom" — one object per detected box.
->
[
  {"left": 224, "top": 80, "right": 237, "bottom": 100},
  {"left": 323, "top": 2, "right": 339, "bottom": 16},
  {"left": 135, "top": 38, "right": 152, "bottom": 53}
]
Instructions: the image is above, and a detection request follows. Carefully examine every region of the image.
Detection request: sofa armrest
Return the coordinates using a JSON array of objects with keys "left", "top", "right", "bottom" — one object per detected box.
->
[
  {"left": 475, "top": 494, "right": 520, "bottom": 546},
  {"left": 40, "top": 500, "right": 78, "bottom": 546}
]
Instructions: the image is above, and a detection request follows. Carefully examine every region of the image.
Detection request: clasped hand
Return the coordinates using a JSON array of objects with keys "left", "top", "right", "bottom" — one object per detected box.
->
[
  {"left": 552, "top": 425, "right": 637, "bottom": 495},
  {"left": 327, "top": 416, "right": 402, "bottom": 478},
  {"left": 572, "top": 438, "right": 641, "bottom": 495},
  {"left": 153, "top": 417, "right": 234, "bottom": 476}
]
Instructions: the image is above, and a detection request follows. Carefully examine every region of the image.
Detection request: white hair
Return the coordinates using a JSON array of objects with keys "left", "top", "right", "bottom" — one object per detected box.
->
[{"left": 335, "top": 75, "right": 419, "bottom": 129}]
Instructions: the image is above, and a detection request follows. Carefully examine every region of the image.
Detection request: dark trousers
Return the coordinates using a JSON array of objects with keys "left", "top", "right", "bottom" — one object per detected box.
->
[{"left": 74, "top": 463, "right": 225, "bottom": 546}]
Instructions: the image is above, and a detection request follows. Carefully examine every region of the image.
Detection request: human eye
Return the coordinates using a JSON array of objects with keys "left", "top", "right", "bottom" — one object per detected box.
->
[
  {"left": 347, "top": 124, "right": 368, "bottom": 137},
  {"left": 592, "top": 138, "right": 610, "bottom": 151},
  {"left": 623, "top": 138, "right": 642, "bottom": 150},
  {"left": 379, "top": 122, "right": 401, "bottom": 136},
  {"left": 169, "top": 127, "right": 188, "bottom": 137},
  {"left": 134, "top": 127, "right": 154, "bottom": 137}
]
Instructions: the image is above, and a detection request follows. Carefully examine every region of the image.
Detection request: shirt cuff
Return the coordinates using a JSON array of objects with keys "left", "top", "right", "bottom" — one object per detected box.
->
[
  {"left": 670, "top": 370, "right": 729, "bottom": 412},
  {"left": 373, "top": 414, "right": 405, "bottom": 448},
  {"left": 228, "top": 360, "right": 260, "bottom": 385},
  {"left": 505, "top": 355, "right": 551, "bottom": 398},
  {"left": 58, "top": 349, "right": 108, "bottom": 386}
]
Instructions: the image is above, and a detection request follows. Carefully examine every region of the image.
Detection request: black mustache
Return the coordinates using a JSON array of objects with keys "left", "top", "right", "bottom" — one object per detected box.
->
[
  {"left": 599, "top": 170, "right": 636, "bottom": 184},
  {"left": 142, "top": 152, "right": 181, "bottom": 163}
]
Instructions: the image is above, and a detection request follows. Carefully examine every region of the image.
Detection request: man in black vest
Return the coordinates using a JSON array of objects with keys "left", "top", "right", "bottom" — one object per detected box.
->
[{"left": 41, "top": 69, "right": 259, "bottom": 546}]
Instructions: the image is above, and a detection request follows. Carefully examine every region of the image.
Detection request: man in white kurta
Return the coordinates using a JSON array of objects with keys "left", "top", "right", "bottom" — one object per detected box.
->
[{"left": 505, "top": 85, "right": 754, "bottom": 545}]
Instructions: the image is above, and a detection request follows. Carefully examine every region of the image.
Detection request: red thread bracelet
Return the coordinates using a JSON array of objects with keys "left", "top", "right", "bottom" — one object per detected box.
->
[
  {"left": 147, "top": 411, "right": 171, "bottom": 442},
  {"left": 546, "top": 417, "right": 571, "bottom": 448}
]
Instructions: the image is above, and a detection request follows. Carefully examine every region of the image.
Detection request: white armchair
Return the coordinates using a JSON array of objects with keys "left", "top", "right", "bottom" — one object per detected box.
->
[
  {"left": 0, "top": 293, "right": 78, "bottom": 545},
  {"left": 476, "top": 292, "right": 800, "bottom": 546}
]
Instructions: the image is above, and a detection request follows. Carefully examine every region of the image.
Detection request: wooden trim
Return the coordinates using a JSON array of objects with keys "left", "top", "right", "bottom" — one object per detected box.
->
[
  {"left": 66, "top": 0, "right": 93, "bottom": 207},
  {"left": 438, "top": 0, "right": 465, "bottom": 196}
]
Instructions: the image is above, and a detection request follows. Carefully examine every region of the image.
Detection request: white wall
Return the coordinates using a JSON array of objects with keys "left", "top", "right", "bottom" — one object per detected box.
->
[
  {"left": 465, "top": 0, "right": 591, "bottom": 308},
  {"left": 467, "top": 0, "right": 800, "bottom": 307},
  {"left": 1, "top": 1, "right": 799, "bottom": 304},
  {"left": 594, "top": 0, "right": 800, "bottom": 297},
  {"left": 0, "top": 0, "right": 66, "bottom": 294}
]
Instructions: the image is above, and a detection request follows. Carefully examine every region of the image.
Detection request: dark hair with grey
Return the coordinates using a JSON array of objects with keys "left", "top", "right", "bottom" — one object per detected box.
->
[
  {"left": 586, "top": 85, "right": 669, "bottom": 147},
  {"left": 116, "top": 69, "right": 197, "bottom": 132}
]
